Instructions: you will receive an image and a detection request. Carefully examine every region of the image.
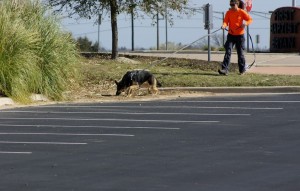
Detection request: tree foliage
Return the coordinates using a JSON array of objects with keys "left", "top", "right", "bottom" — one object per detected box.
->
[
  {"left": 44, "top": 0, "right": 191, "bottom": 59},
  {"left": 76, "top": 36, "right": 99, "bottom": 52}
]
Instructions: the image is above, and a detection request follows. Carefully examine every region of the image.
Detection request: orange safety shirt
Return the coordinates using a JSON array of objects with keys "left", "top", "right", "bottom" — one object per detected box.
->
[{"left": 222, "top": 8, "right": 253, "bottom": 35}]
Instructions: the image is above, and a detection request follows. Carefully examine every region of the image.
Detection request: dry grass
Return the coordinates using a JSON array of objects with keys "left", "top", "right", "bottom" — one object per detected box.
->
[{"left": 64, "top": 56, "right": 300, "bottom": 101}]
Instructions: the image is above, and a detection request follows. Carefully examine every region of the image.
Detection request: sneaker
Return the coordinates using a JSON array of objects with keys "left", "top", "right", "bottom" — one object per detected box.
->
[
  {"left": 240, "top": 66, "right": 248, "bottom": 75},
  {"left": 218, "top": 69, "right": 228, "bottom": 76},
  {"left": 240, "top": 71, "right": 246, "bottom": 75}
]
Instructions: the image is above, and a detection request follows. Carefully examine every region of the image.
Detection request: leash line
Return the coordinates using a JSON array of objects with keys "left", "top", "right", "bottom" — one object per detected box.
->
[
  {"left": 246, "top": 33, "right": 256, "bottom": 69},
  {"left": 144, "top": 28, "right": 222, "bottom": 70},
  {"left": 143, "top": 27, "right": 255, "bottom": 70}
]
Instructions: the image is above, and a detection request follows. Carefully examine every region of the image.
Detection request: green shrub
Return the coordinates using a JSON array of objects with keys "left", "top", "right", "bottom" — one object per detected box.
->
[{"left": 0, "top": 0, "right": 78, "bottom": 102}]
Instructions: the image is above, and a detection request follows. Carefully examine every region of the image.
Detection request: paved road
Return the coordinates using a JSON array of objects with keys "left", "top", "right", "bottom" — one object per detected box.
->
[{"left": 1, "top": 93, "right": 300, "bottom": 191}]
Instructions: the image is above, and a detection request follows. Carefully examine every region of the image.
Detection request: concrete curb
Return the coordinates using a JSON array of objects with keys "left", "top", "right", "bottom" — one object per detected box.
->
[
  {"left": 1, "top": 86, "right": 300, "bottom": 108},
  {"left": 0, "top": 97, "right": 15, "bottom": 107},
  {"left": 0, "top": 94, "right": 48, "bottom": 108},
  {"left": 159, "top": 86, "right": 300, "bottom": 94}
]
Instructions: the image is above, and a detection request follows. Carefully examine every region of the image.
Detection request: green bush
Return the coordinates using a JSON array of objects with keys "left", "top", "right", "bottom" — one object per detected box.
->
[{"left": 0, "top": 0, "right": 78, "bottom": 102}]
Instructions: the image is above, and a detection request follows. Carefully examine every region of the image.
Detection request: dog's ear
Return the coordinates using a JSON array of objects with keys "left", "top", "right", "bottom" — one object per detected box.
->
[{"left": 114, "top": 80, "right": 119, "bottom": 85}]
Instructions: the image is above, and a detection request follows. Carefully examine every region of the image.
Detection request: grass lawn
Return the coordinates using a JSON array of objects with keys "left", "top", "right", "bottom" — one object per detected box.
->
[
  {"left": 77, "top": 56, "right": 300, "bottom": 87},
  {"left": 66, "top": 55, "right": 300, "bottom": 100}
]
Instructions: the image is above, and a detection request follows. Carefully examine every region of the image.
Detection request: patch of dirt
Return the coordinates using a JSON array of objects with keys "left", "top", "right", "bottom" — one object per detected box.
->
[
  {"left": 116, "top": 57, "right": 141, "bottom": 64},
  {"left": 65, "top": 82, "right": 213, "bottom": 104}
]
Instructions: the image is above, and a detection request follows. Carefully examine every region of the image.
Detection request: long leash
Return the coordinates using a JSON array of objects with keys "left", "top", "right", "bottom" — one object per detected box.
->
[
  {"left": 142, "top": 27, "right": 255, "bottom": 70},
  {"left": 246, "top": 32, "right": 256, "bottom": 69},
  {"left": 144, "top": 28, "right": 222, "bottom": 70}
]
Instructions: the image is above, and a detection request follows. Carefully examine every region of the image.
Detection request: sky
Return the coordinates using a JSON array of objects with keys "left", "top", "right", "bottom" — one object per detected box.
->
[{"left": 60, "top": 0, "right": 299, "bottom": 51}]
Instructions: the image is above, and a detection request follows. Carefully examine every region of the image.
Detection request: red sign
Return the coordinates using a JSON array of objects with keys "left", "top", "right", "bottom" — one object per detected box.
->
[{"left": 245, "top": 0, "right": 252, "bottom": 12}]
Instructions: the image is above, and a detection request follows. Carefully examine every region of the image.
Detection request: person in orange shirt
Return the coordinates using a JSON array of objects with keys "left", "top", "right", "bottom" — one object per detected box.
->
[{"left": 218, "top": 0, "right": 253, "bottom": 75}]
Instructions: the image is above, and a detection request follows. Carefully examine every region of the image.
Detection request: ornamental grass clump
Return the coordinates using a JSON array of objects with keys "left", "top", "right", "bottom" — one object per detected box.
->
[{"left": 0, "top": 0, "right": 78, "bottom": 103}]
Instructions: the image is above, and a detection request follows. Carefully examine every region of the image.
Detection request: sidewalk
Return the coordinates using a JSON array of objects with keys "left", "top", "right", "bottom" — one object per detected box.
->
[
  {"left": 247, "top": 53, "right": 300, "bottom": 75},
  {"left": 248, "top": 66, "right": 300, "bottom": 75}
]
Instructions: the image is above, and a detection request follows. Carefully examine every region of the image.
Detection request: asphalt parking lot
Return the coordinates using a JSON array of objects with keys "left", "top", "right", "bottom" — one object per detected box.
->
[{"left": 1, "top": 93, "right": 300, "bottom": 191}]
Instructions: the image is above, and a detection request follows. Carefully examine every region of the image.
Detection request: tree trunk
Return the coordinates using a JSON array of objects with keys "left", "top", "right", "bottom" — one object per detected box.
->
[{"left": 110, "top": 0, "right": 118, "bottom": 59}]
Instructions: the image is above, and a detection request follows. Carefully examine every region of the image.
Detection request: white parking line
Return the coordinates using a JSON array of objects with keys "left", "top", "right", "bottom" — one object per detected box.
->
[
  {"left": 1, "top": 111, "right": 251, "bottom": 116},
  {"left": 167, "top": 100, "right": 300, "bottom": 103},
  {"left": 0, "top": 141, "right": 87, "bottom": 145},
  {"left": 0, "top": 118, "right": 219, "bottom": 123},
  {"left": 0, "top": 124, "right": 180, "bottom": 130},
  {"left": 0, "top": 132, "right": 134, "bottom": 137},
  {"left": 0, "top": 151, "right": 32, "bottom": 154}
]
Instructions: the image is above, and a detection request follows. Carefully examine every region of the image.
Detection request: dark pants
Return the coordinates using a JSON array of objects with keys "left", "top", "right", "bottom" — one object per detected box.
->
[{"left": 221, "top": 34, "right": 246, "bottom": 73}]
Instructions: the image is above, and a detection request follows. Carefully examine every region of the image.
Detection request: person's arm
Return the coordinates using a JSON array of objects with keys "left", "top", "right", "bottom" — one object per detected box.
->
[
  {"left": 222, "top": 12, "right": 230, "bottom": 29},
  {"left": 243, "top": 11, "right": 253, "bottom": 27}
]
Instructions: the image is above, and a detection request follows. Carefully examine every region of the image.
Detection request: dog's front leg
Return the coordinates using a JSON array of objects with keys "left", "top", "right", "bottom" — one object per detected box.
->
[{"left": 126, "top": 85, "right": 139, "bottom": 97}]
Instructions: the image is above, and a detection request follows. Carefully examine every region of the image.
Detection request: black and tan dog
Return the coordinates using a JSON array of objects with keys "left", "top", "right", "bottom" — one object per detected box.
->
[{"left": 115, "top": 70, "right": 162, "bottom": 96}]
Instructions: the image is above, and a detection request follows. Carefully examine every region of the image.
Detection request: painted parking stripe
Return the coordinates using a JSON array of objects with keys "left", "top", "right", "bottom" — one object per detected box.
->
[
  {"left": 167, "top": 100, "right": 300, "bottom": 103},
  {"left": 0, "top": 151, "right": 32, "bottom": 154},
  {"left": 0, "top": 118, "right": 219, "bottom": 123},
  {"left": 0, "top": 111, "right": 251, "bottom": 116},
  {"left": 0, "top": 132, "right": 134, "bottom": 137},
  {"left": 0, "top": 141, "right": 87, "bottom": 145},
  {"left": 0, "top": 124, "right": 180, "bottom": 130}
]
